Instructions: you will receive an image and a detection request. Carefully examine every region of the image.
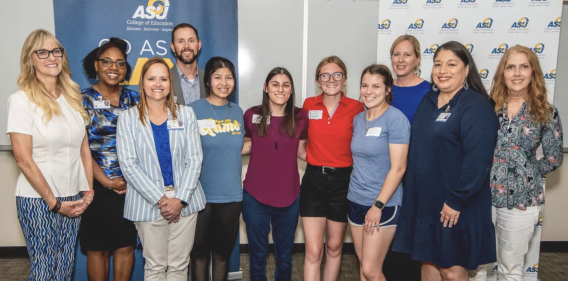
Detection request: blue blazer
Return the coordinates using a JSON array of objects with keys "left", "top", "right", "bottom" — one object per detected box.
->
[{"left": 117, "top": 104, "right": 205, "bottom": 222}]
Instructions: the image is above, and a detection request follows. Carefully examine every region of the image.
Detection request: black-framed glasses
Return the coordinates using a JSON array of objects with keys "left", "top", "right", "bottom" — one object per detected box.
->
[
  {"left": 96, "top": 58, "right": 127, "bottom": 69},
  {"left": 319, "top": 72, "right": 344, "bottom": 82},
  {"left": 34, "top": 48, "right": 64, "bottom": 59}
]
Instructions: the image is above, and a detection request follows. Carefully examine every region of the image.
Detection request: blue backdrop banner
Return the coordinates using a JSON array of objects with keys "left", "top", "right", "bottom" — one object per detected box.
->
[
  {"left": 53, "top": 0, "right": 239, "bottom": 103},
  {"left": 52, "top": 1, "right": 240, "bottom": 279}
]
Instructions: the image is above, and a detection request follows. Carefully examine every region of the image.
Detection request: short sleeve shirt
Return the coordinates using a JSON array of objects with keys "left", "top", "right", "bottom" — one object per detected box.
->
[
  {"left": 348, "top": 107, "right": 410, "bottom": 207},
  {"left": 82, "top": 87, "right": 140, "bottom": 178},
  {"left": 6, "top": 90, "right": 89, "bottom": 198},
  {"left": 243, "top": 107, "right": 308, "bottom": 207},
  {"left": 189, "top": 99, "right": 244, "bottom": 203},
  {"left": 302, "top": 93, "right": 364, "bottom": 167}
]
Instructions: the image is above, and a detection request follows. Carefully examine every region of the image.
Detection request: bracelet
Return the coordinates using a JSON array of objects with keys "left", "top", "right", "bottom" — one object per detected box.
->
[
  {"left": 50, "top": 201, "right": 62, "bottom": 213},
  {"left": 83, "top": 190, "right": 95, "bottom": 196}
]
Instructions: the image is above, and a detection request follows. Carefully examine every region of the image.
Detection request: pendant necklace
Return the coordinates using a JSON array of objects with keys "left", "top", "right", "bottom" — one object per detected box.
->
[
  {"left": 366, "top": 104, "right": 388, "bottom": 133},
  {"left": 270, "top": 120, "right": 279, "bottom": 150},
  {"left": 207, "top": 97, "right": 228, "bottom": 124}
]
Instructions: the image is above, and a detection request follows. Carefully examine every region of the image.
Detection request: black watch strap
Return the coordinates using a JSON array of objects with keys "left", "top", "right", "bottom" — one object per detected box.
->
[
  {"left": 180, "top": 200, "right": 188, "bottom": 207},
  {"left": 374, "top": 199, "right": 386, "bottom": 210}
]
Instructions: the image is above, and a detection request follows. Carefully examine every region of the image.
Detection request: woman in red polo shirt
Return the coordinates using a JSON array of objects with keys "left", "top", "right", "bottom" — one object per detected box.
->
[{"left": 301, "top": 55, "right": 364, "bottom": 281}]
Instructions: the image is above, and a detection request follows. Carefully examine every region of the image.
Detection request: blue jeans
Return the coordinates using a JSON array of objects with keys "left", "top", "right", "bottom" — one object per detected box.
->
[{"left": 242, "top": 189, "right": 300, "bottom": 281}]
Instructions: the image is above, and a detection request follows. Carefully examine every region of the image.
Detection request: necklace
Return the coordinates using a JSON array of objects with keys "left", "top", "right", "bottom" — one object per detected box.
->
[
  {"left": 366, "top": 104, "right": 389, "bottom": 132},
  {"left": 207, "top": 97, "right": 228, "bottom": 123},
  {"left": 269, "top": 121, "right": 279, "bottom": 150}
]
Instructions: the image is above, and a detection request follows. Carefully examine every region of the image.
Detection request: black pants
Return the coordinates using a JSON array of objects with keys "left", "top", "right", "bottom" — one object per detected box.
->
[{"left": 190, "top": 202, "right": 242, "bottom": 260}]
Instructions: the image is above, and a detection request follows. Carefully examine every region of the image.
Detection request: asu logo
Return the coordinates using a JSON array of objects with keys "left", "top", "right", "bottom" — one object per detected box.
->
[
  {"left": 536, "top": 217, "right": 543, "bottom": 227},
  {"left": 548, "top": 17, "right": 561, "bottom": 28},
  {"left": 417, "top": 69, "right": 422, "bottom": 77},
  {"left": 476, "top": 18, "right": 493, "bottom": 28},
  {"left": 441, "top": 18, "right": 458, "bottom": 29},
  {"left": 544, "top": 69, "right": 556, "bottom": 80},
  {"left": 465, "top": 44, "right": 474, "bottom": 53},
  {"left": 511, "top": 17, "right": 529, "bottom": 28},
  {"left": 479, "top": 69, "right": 489, "bottom": 79},
  {"left": 493, "top": 265, "right": 498, "bottom": 271},
  {"left": 491, "top": 44, "right": 509, "bottom": 54},
  {"left": 426, "top": 0, "right": 442, "bottom": 3},
  {"left": 409, "top": 19, "right": 425, "bottom": 29},
  {"left": 532, "top": 43, "right": 545, "bottom": 54},
  {"left": 379, "top": 19, "right": 392, "bottom": 30},
  {"left": 526, "top": 264, "right": 538, "bottom": 273},
  {"left": 132, "top": 0, "right": 170, "bottom": 20},
  {"left": 423, "top": 44, "right": 439, "bottom": 55},
  {"left": 392, "top": 0, "right": 408, "bottom": 4}
]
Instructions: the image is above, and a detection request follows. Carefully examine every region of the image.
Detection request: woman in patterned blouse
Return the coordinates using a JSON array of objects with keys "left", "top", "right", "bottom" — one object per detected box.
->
[
  {"left": 485, "top": 45, "right": 563, "bottom": 281},
  {"left": 79, "top": 38, "right": 140, "bottom": 281}
]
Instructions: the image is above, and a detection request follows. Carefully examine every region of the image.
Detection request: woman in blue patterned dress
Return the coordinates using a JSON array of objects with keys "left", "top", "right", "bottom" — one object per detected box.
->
[
  {"left": 78, "top": 38, "right": 140, "bottom": 281},
  {"left": 476, "top": 45, "right": 563, "bottom": 281}
]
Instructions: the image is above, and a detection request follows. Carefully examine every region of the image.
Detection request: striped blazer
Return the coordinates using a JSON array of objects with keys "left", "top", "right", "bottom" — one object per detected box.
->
[{"left": 117, "top": 104, "right": 206, "bottom": 222}]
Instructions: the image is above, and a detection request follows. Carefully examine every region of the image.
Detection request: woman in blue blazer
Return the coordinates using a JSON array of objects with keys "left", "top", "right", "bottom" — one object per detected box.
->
[{"left": 117, "top": 57, "right": 205, "bottom": 281}]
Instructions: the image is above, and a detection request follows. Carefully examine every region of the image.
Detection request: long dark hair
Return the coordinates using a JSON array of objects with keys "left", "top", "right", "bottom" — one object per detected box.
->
[
  {"left": 204, "top": 57, "right": 236, "bottom": 107},
  {"left": 255, "top": 67, "right": 300, "bottom": 138},
  {"left": 433, "top": 41, "right": 490, "bottom": 100},
  {"left": 82, "top": 37, "right": 132, "bottom": 81}
]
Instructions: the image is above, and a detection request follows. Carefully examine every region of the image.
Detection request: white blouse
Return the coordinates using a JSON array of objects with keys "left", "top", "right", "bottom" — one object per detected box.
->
[{"left": 6, "top": 90, "right": 89, "bottom": 198}]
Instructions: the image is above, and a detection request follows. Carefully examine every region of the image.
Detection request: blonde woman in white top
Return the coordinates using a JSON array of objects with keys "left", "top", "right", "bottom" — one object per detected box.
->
[{"left": 6, "top": 29, "right": 94, "bottom": 281}]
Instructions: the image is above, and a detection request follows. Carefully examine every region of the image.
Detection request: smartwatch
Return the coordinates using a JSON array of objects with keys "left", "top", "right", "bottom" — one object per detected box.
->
[{"left": 373, "top": 199, "right": 386, "bottom": 210}]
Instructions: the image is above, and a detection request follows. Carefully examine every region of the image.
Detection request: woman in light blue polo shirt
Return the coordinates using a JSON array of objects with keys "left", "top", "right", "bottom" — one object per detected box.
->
[{"left": 348, "top": 64, "right": 410, "bottom": 281}]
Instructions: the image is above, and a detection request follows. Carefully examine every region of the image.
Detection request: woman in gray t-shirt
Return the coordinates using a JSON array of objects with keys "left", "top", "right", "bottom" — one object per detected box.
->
[{"left": 347, "top": 64, "right": 410, "bottom": 281}]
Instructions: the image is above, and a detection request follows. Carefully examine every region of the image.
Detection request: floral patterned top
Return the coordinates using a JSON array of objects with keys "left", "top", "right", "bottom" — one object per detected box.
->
[{"left": 490, "top": 101, "right": 563, "bottom": 210}]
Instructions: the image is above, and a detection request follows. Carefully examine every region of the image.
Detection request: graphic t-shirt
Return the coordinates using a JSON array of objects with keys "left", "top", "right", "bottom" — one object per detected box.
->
[{"left": 190, "top": 98, "right": 244, "bottom": 203}]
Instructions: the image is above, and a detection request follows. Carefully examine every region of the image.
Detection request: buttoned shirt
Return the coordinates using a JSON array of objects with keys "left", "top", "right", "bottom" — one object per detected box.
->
[
  {"left": 491, "top": 102, "right": 563, "bottom": 210},
  {"left": 302, "top": 93, "right": 364, "bottom": 167},
  {"left": 176, "top": 65, "right": 201, "bottom": 105}
]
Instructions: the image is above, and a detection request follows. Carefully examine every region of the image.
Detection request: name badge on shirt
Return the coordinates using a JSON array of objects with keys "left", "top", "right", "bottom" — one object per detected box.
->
[
  {"left": 197, "top": 119, "right": 216, "bottom": 129},
  {"left": 252, "top": 114, "right": 270, "bottom": 124},
  {"left": 436, "top": 113, "right": 451, "bottom": 122},
  {"left": 309, "top": 110, "right": 323, "bottom": 120},
  {"left": 366, "top": 127, "right": 382, "bottom": 137},
  {"left": 93, "top": 99, "right": 111, "bottom": 109},
  {"left": 167, "top": 120, "right": 184, "bottom": 130}
]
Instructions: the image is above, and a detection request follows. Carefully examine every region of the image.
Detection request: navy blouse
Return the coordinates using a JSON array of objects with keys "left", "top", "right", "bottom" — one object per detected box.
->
[{"left": 151, "top": 121, "right": 174, "bottom": 187}]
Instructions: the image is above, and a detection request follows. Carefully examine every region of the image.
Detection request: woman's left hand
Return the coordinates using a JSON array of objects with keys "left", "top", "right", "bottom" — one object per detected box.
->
[
  {"left": 364, "top": 206, "right": 382, "bottom": 235},
  {"left": 440, "top": 203, "right": 460, "bottom": 228}
]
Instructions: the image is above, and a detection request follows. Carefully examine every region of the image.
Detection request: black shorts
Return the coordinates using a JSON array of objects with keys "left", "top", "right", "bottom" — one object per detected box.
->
[{"left": 300, "top": 164, "right": 352, "bottom": 223}]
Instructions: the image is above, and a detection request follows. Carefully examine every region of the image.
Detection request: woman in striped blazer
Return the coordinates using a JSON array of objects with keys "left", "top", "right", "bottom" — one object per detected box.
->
[{"left": 117, "top": 57, "right": 205, "bottom": 281}]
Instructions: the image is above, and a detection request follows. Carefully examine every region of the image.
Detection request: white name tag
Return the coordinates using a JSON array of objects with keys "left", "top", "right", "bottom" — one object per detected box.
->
[
  {"left": 197, "top": 119, "right": 216, "bottom": 129},
  {"left": 436, "top": 113, "right": 451, "bottom": 122},
  {"left": 93, "top": 100, "right": 111, "bottom": 109},
  {"left": 167, "top": 120, "right": 185, "bottom": 130},
  {"left": 252, "top": 114, "right": 270, "bottom": 124},
  {"left": 366, "top": 127, "right": 382, "bottom": 137},
  {"left": 309, "top": 110, "right": 323, "bottom": 120}
]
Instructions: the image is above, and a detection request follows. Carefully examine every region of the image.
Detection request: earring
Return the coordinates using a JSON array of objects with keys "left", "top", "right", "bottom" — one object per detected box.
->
[
  {"left": 432, "top": 83, "right": 439, "bottom": 91},
  {"left": 463, "top": 80, "right": 469, "bottom": 90},
  {"left": 96, "top": 73, "right": 99, "bottom": 80}
]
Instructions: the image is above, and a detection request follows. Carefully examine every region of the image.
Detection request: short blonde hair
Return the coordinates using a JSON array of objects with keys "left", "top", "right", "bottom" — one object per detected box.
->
[{"left": 17, "top": 29, "right": 87, "bottom": 123}]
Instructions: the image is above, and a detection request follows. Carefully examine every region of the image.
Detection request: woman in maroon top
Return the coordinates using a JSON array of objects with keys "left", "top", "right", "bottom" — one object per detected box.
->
[{"left": 241, "top": 67, "right": 308, "bottom": 281}]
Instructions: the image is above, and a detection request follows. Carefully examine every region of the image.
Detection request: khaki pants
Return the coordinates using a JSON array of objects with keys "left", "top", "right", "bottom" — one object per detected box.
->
[{"left": 135, "top": 213, "right": 198, "bottom": 281}]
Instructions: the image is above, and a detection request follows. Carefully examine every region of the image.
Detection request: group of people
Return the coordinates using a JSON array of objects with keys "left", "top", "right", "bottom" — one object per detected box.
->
[{"left": 7, "top": 21, "right": 562, "bottom": 281}]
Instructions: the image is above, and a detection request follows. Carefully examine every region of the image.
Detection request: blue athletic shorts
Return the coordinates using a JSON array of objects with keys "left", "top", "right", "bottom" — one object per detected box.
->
[{"left": 347, "top": 199, "right": 400, "bottom": 228}]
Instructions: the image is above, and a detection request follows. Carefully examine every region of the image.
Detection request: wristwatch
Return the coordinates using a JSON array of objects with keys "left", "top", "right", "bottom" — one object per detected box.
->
[{"left": 373, "top": 199, "right": 386, "bottom": 210}]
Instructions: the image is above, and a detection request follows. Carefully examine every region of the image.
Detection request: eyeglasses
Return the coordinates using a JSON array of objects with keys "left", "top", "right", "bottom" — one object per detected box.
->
[
  {"left": 34, "top": 48, "right": 64, "bottom": 59},
  {"left": 97, "top": 58, "right": 127, "bottom": 69},
  {"left": 319, "top": 72, "right": 344, "bottom": 82}
]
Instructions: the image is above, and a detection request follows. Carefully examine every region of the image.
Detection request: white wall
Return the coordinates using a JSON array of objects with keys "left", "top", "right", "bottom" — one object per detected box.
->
[{"left": 1, "top": 0, "right": 567, "bottom": 248}]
